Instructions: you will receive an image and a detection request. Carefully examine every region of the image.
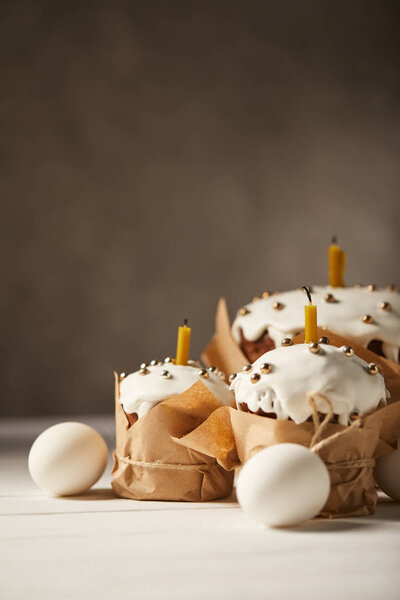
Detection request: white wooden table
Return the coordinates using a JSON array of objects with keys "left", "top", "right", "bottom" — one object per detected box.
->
[{"left": 1, "top": 416, "right": 400, "bottom": 600}]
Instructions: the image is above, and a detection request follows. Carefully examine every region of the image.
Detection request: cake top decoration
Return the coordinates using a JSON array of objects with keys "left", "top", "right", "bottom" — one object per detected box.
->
[
  {"left": 232, "top": 285, "right": 400, "bottom": 362},
  {"left": 119, "top": 360, "right": 234, "bottom": 418},
  {"left": 230, "top": 343, "right": 388, "bottom": 426}
]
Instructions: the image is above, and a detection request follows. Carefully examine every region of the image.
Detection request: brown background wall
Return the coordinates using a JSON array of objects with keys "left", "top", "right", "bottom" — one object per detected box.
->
[{"left": 1, "top": 0, "right": 399, "bottom": 416}]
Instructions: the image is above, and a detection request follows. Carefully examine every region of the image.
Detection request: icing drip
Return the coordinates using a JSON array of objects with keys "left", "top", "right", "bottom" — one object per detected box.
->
[
  {"left": 230, "top": 344, "right": 388, "bottom": 426},
  {"left": 232, "top": 286, "right": 400, "bottom": 359},
  {"left": 119, "top": 363, "right": 233, "bottom": 418}
]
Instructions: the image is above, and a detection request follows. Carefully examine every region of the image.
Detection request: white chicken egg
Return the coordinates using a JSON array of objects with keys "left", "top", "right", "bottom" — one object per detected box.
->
[
  {"left": 374, "top": 436, "right": 400, "bottom": 500},
  {"left": 28, "top": 422, "right": 108, "bottom": 496},
  {"left": 236, "top": 443, "right": 330, "bottom": 527}
]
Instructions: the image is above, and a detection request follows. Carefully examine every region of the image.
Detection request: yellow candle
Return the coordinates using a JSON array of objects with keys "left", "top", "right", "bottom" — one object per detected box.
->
[
  {"left": 328, "top": 236, "right": 346, "bottom": 287},
  {"left": 175, "top": 319, "right": 191, "bottom": 365},
  {"left": 303, "top": 287, "right": 318, "bottom": 343}
]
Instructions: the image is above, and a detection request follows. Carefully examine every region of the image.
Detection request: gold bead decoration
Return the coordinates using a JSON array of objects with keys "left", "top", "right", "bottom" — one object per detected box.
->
[
  {"left": 387, "top": 284, "right": 398, "bottom": 292},
  {"left": 367, "top": 363, "right": 379, "bottom": 376},
  {"left": 262, "top": 291, "right": 271, "bottom": 298},
  {"left": 164, "top": 357, "right": 173, "bottom": 363},
  {"left": 380, "top": 301, "right": 392, "bottom": 311},
  {"left": 324, "top": 293, "right": 336, "bottom": 303},
  {"left": 367, "top": 284, "right": 378, "bottom": 292},
  {"left": 281, "top": 338, "right": 293, "bottom": 347},
  {"left": 349, "top": 411, "right": 360, "bottom": 421},
  {"left": 198, "top": 369, "right": 209, "bottom": 379},
  {"left": 250, "top": 373, "right": 261, "bottom": 384},
  {"left": 229, "top": 373, "right": 237, "bottom": 383},
  {"left": 273, "top": 301, "right": 284, "bottom": 311},
  {"left": 208, "top": 366, "right": 217, "bottom": 373},
  {"left": 150, "top": 360, "right": 158, "bottom": 366},
  {"left": 354, "top": 283, "right": 362, "bottom": 288},
  {"left": 260, "top": 363, "right": 272, "bottom": 374},
  {"left": 218, "top": 371, "right": 226, "bottom": 379},
  {"left": 318, "top": 336, "right": 330, "bottom": 345},
  {"left": 140, "top": 362, "right": 149, "bottom": 369},
  {"left": 239, "top": 307, "right": 250, "bottom": 316},
  {"left": 160, "top": 370, "right": 171, "bottom": 379},
  {"left": 362, "top": 314, "right": 374, "bottom": 324},
  {"left": 139, "top": 367, "right": 150, "bottom": 375},
  {"left": 119, "top": 372, "right": 126, "bottom": 380},
  {"left": 252, "top": 296, "right": 260, "bottom": 302},
  {"left": 308, "top": 342, "right": 321, "bottom": 354},
  {"left": 343, "top": 346, "right": 354, "bottom": 357},
  {"left": 242, "top": 364, "right": 253, "bottom": 373}
]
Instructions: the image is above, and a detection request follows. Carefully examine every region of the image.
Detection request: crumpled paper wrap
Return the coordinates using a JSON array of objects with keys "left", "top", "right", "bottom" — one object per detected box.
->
[
  {"left": 192, "top": 307, "right": 400, "bottom": 517},
  {"left": 111, "top": 377, "right": 234, "bottom": 501}
]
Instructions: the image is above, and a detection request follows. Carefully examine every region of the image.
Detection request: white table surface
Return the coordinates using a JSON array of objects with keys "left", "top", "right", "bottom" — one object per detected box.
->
[{"left": 1, "top": 416, "right": 400, "bottom": 600}]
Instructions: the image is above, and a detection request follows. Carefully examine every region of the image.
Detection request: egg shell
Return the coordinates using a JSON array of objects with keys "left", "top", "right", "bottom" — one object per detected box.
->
[
  {"left": 374, "top": 436, "right": 400, "bottom": 500},
  {"left": 28, "top": 422, "right": 108, "bottom": 496},
  {"left": 236, "top": 443, "right": 330, "bottom": 527}
]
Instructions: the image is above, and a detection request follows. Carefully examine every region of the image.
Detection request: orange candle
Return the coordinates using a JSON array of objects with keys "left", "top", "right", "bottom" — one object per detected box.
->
[
  {"left": 175, "top": 319, "right": 191, "bottom": 365},
  {"left": 328, "top": 236, "right": 346, "bottom": 287},
  {"left": 303, "top": 287, "right": 318, "bottom": 343}
]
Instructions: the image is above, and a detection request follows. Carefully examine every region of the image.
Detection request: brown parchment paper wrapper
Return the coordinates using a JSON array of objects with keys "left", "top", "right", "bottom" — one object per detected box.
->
[
  {"left": 111, "top": 378, "right": 234, "bottom": 502},
  {"left": 186, "top": 320, "right": 400, "bottom": 518}
]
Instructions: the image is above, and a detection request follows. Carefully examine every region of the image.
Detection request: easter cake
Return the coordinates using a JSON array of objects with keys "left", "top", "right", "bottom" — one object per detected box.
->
[
  {"left": 232, "top": 285, "right": 400, "bottom": 364},
  {"left": 230, "top": 340, "right": 388, "bottom": 425},
  {"left": 118, "top": 358, "right": 233, "bottom": 427}
]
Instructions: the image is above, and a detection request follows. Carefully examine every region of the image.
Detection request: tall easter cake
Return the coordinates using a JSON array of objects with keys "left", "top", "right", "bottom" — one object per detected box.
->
[{"left": 232, "top": 285, "right": 400, "bottom": 363}]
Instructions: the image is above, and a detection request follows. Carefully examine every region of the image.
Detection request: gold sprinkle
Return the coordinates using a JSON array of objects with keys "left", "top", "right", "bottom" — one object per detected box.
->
[
  {"left": 262, "top": 291, "right": 271, "bottom": 298},
  {"left": 208, "top": 366, "right": 217, "bottom": 373},
  {"left": 308, "top": 342, "right": 321, "bottom": 354},
  {"left": 367, "top": 363, "right": 379, "bottom": 376},
  {"left": 281, "top": 338, "right": 293, "bottom": 347},
  {"left": 260, "top": 363, "right": 272, "bottom": 374},
  {"left": 252, "top": 296, "right": 260, "bottom": 303},
  {"left": 139, "top": 368, "right": 150, "bottom": 375},
  {"left": 198, "top": 369, "right": 209, "bottom": 379},
  {"left": 343, "top": 346, "right": 354, "bottom": 357},
  {"left": 324, "top": 293, "right": 336, "bottom": 303},
  {"left": 250, "top": 373, "right": 261, "bottom": 384},
  {"left": 242, "top": 364, "right": 253, "bottom": 373},
  {"left": 367, "top": 284, "right": 378, "bottom": 292},
  {"left": 229, "top": 373, "right": 237, "bottom": 383},
  {"left": 273, "top": 301, "right": 284, "bottom": 311},
  {"left": 239, "top": 307, "right": 250, "bottom": 316},
  {"left": 362, "top": 314, "right": 374, "bottom": 324},
  {"left": 387, "top": 284, "right": 398, "bottom": 292},
  {"left": 380, "top": 301, "right": 392, "bottom": 311},
  {"left": 318, "top": 336, "right": 330, "bottom": 345}
]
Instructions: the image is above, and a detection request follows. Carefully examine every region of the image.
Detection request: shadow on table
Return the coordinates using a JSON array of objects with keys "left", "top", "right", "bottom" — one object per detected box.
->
[
  {"left": 374, "top": 496, "right": 400, "bottom": 521},
  {"left": 62, "top": 488, "right": 116, "bottom": 501}
]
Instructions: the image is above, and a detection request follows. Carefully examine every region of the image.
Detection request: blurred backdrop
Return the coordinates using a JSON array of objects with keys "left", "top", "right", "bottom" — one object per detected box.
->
[{"left": 1, "top": 0, "right": 399, "bottom": 416}]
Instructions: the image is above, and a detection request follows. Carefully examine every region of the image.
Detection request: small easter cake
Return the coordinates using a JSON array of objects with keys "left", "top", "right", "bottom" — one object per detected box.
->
[
  {"left": 230, "top": 341, "right": 389, "bottom": 426},
  {"left": 119, "top": 359, "right": 234, "bottom": 426},
  {"left": 232, "top": 285, "right": 400, "bottom": 363}
]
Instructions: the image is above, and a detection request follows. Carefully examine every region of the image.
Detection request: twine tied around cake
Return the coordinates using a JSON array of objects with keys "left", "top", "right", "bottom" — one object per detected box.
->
[
  {"left": 307, "top": 392, "right": 375, "bottom": 471},
  {"left": 115, "top": 454, "right": 220, "bottom": 473}
]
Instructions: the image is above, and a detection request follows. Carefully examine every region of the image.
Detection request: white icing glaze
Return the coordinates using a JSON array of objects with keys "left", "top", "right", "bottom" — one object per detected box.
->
[
  {"left": 230, "top": 343, "right": 388, "bottom": 426},
  {"left": 232, "top": 286, "right": 400, "bottom": 359},
  {"left": 119, "top": 363, "right": 234, "bottom": 418}
]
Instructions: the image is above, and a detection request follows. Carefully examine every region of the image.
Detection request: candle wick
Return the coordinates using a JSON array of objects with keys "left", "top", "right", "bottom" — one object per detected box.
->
[
  {"left": 332, "top": 235, "right": 337, "bottom": 244},
  {"left": 183, "top": 318, "right": 188, "bottom": 326},
  {"left": 303, "top": 286, "right": 312, "bottom": 304}
]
